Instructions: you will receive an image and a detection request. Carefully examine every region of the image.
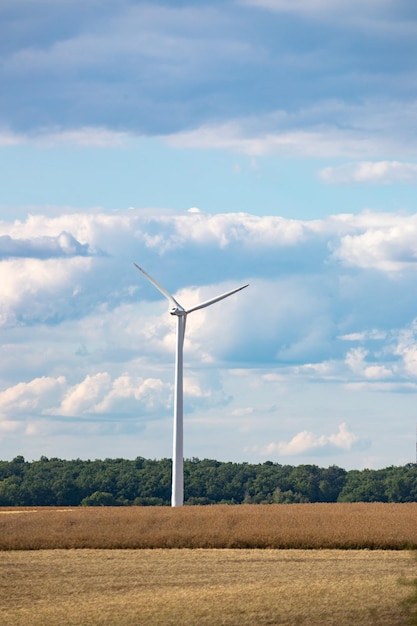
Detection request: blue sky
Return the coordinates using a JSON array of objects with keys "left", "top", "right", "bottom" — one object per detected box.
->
[{"left": 1, "top": 0, "right": 417, "bottom": 468}]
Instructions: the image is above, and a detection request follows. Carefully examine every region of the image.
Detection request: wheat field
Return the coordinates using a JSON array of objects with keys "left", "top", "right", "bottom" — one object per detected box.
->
[
  {"left": 1, "top": 504, "right": 417, "bottom": 625},
  {"left": 1, "top": 502, "right": 417, "bottom": 549},
  {"left": 0, "top": 548, "right": 416, "bottom": 625}
]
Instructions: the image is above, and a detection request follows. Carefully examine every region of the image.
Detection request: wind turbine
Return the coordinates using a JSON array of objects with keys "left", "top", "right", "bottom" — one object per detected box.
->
[{"left": 134, "top": 263, "right": 248, "bottom": 507}]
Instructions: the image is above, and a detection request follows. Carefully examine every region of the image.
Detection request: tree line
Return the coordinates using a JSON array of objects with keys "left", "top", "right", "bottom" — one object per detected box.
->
[{"left": 0, "top": 456, "right": 417, "bottom": 506}]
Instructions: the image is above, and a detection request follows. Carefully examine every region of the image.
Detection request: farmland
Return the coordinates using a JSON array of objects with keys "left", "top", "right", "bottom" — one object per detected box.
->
[
  {"left": 1, "top": 548, "right": 416, "bottom": 625},
  {"left": 1, "top": 504, "right": 417, "bottom": 625},
  {"left": 1, "top": 503, "right": 417, "bottom": 549}
]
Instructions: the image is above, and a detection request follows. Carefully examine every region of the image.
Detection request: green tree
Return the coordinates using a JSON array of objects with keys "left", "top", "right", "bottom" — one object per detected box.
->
[{"left": 80, "top": 491, "right": 121, "bottom": 506}]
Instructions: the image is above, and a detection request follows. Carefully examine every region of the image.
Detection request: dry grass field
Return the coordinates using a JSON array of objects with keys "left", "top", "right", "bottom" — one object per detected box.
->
[
  {"left": 0, "top": 548, "right": 416, "bottom": 625},
  {"left": 1, "top": 504, "right": 417, "bottom": 625},
  {"left": 0, "top": 502, "right": 417, "bottom": 549}
]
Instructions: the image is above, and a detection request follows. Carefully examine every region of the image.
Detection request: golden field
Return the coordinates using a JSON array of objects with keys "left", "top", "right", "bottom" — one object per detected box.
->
[
  {"left": 1, "top": 504, "right": 417, "bottom": 625},
  {"left": 1, "top": 502, "right": 417, "bottom": 549},
  {"left": 0, "top": 548, "right": 416, "bottom": 625}
]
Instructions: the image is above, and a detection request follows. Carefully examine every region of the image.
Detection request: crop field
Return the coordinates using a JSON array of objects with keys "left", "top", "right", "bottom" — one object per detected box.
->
[
  {"left": 1, "top": 502, "right": 417, "bottom": 549},
  {"left": 1, "top": 548, "right": 416, "bottom": 625},
  {"left": 1, "top": 504, "right": 417, "bottom": 625}
]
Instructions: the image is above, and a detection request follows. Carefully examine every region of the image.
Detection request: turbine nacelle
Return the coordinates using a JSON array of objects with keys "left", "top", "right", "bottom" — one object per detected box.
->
[{"left": 134, "top": 263, "right": 248, "bottom": 319}]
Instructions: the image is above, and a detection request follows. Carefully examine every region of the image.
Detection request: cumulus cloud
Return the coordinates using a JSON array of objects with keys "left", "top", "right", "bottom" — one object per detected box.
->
[
  {"left": 332, "top": 217, "right": 417, "bottom": 271},
  {"left": 55, "top": 373, "right": 112, "bottom": 416},
  {"left": 394, "top": 321, "right": 417, "bottom": 378},
  {"left": 0, "top": 209, "right": 417, "bottom": 464},
  {"left": 0, "top": 371, "right": 172, "bottom": 421},
  {"left": 345, "top": 347, "right": 393, "bottom": 380},
  {"left": 0, "top": 367, "right": 232, "bottom": 424},
  {"left": 0, "top": 232, "right": 91, "bottom": 259},
  {"left": 3, "top": 208, "right": 417, "bottom": 353},
  {"left": 320, "top": 161, "right": 417, "bottom": 185},
  {"left": 2, "top": 0, "right": 417, "bottom": 467},
  {"left": 52, "top": 372, "right": 171, "bottom": 417},
  {"left": 0, "top": 376, "right": 66, "bottom": 419},
  {"left": 264, "top": 423, "right": 363, "bottom": 456},
  {"left": 0, "top": 256, "right": 95, "bottom": 326}
]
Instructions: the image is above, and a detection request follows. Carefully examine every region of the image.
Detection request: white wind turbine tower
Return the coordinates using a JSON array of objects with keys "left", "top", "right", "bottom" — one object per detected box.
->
[{"left": 134, "top": 264, "right": 248, "bottom": 507}]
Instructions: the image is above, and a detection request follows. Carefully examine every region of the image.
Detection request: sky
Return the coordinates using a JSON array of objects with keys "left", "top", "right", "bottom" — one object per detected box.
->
[{"left": 1, "top": 1, "right": 417, "bottom": 469}]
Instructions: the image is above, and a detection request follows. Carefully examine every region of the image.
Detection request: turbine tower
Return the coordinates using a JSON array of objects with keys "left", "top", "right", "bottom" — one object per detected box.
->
[{"left": 134, "top": 264, "right": 248, "bottom": 506}]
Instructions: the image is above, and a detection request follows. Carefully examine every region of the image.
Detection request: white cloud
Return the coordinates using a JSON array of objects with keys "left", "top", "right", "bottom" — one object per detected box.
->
[
  {"left": 241, "top": 0, "right": 389, "bottom": 12},
  {"left": 0, "top": 129, "right": 26, "bottom": 147},
  {"left": 0, "top": 376, "right": 66, "bottom": 419},
  {"left": 55, "top": 373, "right": 112, "bottom": 416},
  {"left": 339, "top": 330, "right": 387, "bottom": 341},
  {"left": 36, "top": 127, "right": 132, "bottom": 148},
  {"left": 1, "top": 0, "right": 417, "bottom": 157},
  {"left": 52, "top": 373, "right": 171, "bottom": 417},
  {"left": 183, "top": 376, "right": 212, "bottom": 399},
  {"left": 3, "top": 208, "right": 417, "bottom": 363},
  {"left": 345, "top": 347, "right": 393, "bottom": 380},
  {"left": 0, "top": 256, "right": 93, "bottom": 326},
  {"left": 320, "top": 161, "right": 417, "bottom": 185},
  {"left": 264, "top": 423, "right": 361, "bottom": 456},
  {"left": 0, "top": 420, "right": 20, "bottom": 433},
  {"left": 293, "top": 361, "right": 340, "bottom": 380},
  {"left": 0, "top": 127, "right": 131, "bottom": 149},
  {"left": 7, "top": 101, "right": 416, "bottom": 163},
  {"left": 0, "top": 231, "right": 90, "bottom": 259},
  {"left": 162, "top": 99, "right": 417, "bottom": 159},
  {"left": 0, "top": 370, "right": 173, "bottom": 422},
  {"left": 394, "top": 322, "right": 417, "bottom": 378},
  {"left": 0, "top": 208, "right": 417, "bottom": 466},
  {"left": 239, "top": 0, "right": 401, "bottom": 29},
  {"left": 230, "top": 406, "right": 254, "bottom": 417},
  {"left": 4, "top": 98, "right": 417, "bottom": 160},
  {"left": 163, "top": 122, "right": 375, "bottom": 158},
  {"left": 331, "top": 212, "right": 417, "bottom": 271},
  {"left": 345, "top": 381, "right": 417, "bottom": 392},
  {"left": 2, "top": 0, "right": 417, "bottom": 469}
]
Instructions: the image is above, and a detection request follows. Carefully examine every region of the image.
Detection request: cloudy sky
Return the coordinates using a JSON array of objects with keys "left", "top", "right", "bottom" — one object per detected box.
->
[{"left": 1, "top": 0, "right": 417, "bottom": 469}]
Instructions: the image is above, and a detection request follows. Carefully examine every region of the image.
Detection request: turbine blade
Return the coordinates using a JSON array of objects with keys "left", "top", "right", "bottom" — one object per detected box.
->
[
  {"left": 186, "top": 283, "right": 249, "bottom": 314},
  {"left": 133, "top": 264, "right": 184, "bottom": 310}
]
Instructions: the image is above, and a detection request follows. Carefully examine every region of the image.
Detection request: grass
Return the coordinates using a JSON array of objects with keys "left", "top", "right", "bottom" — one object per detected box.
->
[
  {"left": 1, "top": 502, "right": 417, "bottom": 549},
  {"left": 0, "top": 548, "right": 416, "bottom": 625}
]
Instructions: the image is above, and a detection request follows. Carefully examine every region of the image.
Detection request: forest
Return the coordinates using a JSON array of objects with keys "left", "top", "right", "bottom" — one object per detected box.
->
[{"left": 1, "top": 456, "right": 417, "bottom": 506}]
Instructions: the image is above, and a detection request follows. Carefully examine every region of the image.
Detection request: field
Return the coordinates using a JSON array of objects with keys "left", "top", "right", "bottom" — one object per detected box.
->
[
  {"left": 1, "top": 502, "right": 417, "bottom": 549},
  {"left": 1, "top": 504, "right": 417, "bottom": 625},
  {"left": 1, "top": 548, "right": 416, "bottom": 625}
]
